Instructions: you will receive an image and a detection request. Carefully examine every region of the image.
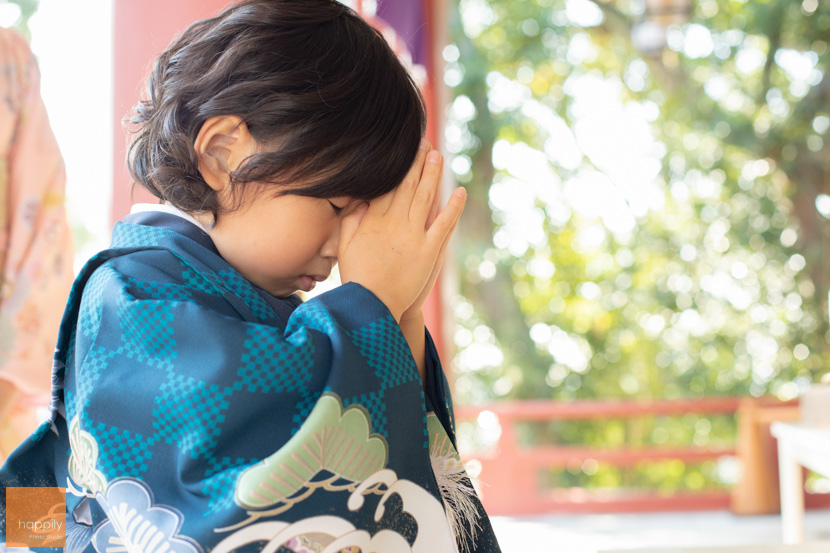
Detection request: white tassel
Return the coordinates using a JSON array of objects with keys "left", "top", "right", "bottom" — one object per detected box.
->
[{"left": 430, "top": 435, "right": 481, "bottom": 553}]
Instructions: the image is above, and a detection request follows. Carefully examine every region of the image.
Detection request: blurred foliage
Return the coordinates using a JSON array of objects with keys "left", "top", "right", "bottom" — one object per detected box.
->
[
  {"left": 542, "top": 459, "right": 729, "bottom": 493},
  {"left": 448, "top": 0, "right": 830, "bottom": 494}
]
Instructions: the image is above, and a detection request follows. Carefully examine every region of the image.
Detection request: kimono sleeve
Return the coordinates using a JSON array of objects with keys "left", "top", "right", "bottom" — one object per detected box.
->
[
  {"left": 65, "top": 276, "right": 431, "bottom": 531},
  {"left": 423, "top": 327, "right": 458, "bottom": 446}
]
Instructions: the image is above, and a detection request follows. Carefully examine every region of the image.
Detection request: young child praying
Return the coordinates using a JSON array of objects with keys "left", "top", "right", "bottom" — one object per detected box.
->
[{"left": 0, "top": 1, "right": 501, "bottom": 552}]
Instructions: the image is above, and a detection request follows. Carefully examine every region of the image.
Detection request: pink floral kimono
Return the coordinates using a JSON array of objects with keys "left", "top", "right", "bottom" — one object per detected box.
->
[{"left": 0, "top": 27, "right": 73, "bottom": 457}]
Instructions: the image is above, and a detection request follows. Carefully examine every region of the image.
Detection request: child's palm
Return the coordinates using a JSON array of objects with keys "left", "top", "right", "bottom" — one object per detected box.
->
[{"left": 338, "top": 146, "right": 465, "bottom": 322}]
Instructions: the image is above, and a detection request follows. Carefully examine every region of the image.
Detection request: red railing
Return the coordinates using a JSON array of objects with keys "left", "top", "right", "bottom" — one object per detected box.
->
[{"left": 454, "top": 396, "right": 826, "bottom": 515}]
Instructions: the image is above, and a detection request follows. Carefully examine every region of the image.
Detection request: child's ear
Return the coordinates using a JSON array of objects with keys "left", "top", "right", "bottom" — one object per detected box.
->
[{"left": 194, "top": 115, "right": 257, "bottom": 192}]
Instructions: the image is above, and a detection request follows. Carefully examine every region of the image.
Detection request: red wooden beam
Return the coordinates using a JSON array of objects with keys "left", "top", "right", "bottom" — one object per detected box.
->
[
  {"left": 455, "top": 396, "right": 746, "bottom": 421},
  {"left": 471, "top": 446, "right": 737, "bottom": 466},
  {"left": 482, "top": 491, "right": 734, "bottom": 516}
]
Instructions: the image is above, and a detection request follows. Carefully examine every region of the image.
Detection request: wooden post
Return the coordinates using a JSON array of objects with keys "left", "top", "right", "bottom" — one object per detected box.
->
[{"left": 730, "top": 397, "right": 800, "bottom": 515}]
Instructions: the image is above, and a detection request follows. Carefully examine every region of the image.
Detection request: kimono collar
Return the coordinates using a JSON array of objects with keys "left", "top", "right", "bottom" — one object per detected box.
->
[
  {"left": 124, "top": 202, "right": 303, "bottom": 324},
  {"left": 127, "top": 203, "right": 219, "bottom": 255}
]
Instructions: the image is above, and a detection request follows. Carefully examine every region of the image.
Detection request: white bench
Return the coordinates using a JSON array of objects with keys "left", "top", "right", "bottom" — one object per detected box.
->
[{"left": 769, "top": 422, "right": 830, "bottom": 544}]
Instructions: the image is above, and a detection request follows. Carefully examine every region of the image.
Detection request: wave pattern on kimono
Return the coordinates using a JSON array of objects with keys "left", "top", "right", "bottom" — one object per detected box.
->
[{"left": 0, "top": 211, "right": 502, "bottom": 553}]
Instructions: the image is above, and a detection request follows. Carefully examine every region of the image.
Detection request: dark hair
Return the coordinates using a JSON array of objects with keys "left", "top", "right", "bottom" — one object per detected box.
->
[{"left": 127, "top": 0, "right": 426, "bottom": 218}]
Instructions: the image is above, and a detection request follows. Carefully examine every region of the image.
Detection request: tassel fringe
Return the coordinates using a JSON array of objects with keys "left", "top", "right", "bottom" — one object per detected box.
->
[{"left": 430, "top": 443, "right": 481, "bottom": 553}]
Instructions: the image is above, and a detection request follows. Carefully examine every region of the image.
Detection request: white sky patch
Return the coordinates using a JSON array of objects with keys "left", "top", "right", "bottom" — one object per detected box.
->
[
  {"left": 564, "top": 169, "right": 636, "bottom": 234},
  {"left": 735, "top": 46, "right": 766, "bottom": 74},
  {"left": 490, "top": 138, "right": 563, "bottom": 256},
  {"left": 775, "top": 48, "right": 819, "bottom": 82},
  {"left": 492, "top": 139, "right": 560, "bottom": 193},
  {"left": 746, "top": 329, "right": 780, "bottom": 383},
  {"left": 487, "top": 70, "right": 532, "bottom": 113},
  {"left": 704, "top": 74, "right": 729, "bottom": 100},
  {"left": 0, "top": 3, "right": 21, "bottom": 26},
  {"left": 683, "top": 24, "right": 714, "bottom": 59},
  {"left": 574, "top": 222, "right": 607, "bottom": 252},
  {"left": 565, "top": 73, "right": 665, "bottom": 221},
  {"left": 522, "top": 99, "right": 584, "bottom": 171},
  {"left": 488, "top": 149, "right": 553, "bottom": 257},
  {"left": 451, "top": 94, "right": 477, "bottom": 121},
  {"left": 541, "top": 325, "right": 592, "bottom": 373},
  {"left": 567, "top": 32, "right": 598, "bottom": 65},
  {"left": 29, "top": 0, "right": 114, "bottom": 270},
  {"left": 816, "top": 194, "right": 830, "bottom": 218},
  {"left": 528, "top": 257, "right": 556, "bottom": 278},
  {"left": 565, "top": 0, "right": 604, "bottom": 27},
  {"left": 700, "top": 271, "right": 755, "bottom": 311},
  {"left": 457, "top": 342, "right": 504, "bottom": 372},
  {"left": 459, "top": 0, "right": 497, "bottom": 39}
]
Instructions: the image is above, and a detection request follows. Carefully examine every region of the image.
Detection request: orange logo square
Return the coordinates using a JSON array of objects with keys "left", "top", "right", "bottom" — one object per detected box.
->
[{"left": 5, "top": 487, "right": 66, "bottom": 547}]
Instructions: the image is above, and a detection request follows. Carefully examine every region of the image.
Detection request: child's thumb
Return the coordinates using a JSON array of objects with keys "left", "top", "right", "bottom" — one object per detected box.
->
[{"left": 339, "top": 202, "right": 369, "bottom": 246}]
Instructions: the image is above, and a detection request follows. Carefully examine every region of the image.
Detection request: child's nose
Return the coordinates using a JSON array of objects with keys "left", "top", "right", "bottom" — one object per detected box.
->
[{"left": 321, "top": 224, "right": 340, "bottom": 260}]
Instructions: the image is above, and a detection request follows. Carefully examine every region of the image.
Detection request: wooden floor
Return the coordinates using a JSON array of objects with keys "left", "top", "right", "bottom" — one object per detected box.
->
[{"left": 490, "top": 509, "right": 830, "bottom": 553}]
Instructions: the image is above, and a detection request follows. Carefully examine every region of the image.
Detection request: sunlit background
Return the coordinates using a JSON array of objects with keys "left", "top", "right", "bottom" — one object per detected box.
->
[
  {"left": 444, "top": 0, "right": 830, "bottom": 511},
  {"left": 15, "top": 0, "right": 113, "bottom": 271}
]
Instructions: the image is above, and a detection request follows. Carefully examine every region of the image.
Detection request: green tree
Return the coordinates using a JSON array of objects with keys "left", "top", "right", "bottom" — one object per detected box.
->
[{"left": 449, "top": 0, "right": 829, "bottom": 491}]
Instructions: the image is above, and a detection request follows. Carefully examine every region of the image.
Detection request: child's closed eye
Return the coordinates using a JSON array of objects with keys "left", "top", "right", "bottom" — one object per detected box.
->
[{"left": 328, "top": 200, "right": 345, "bottom": 215}]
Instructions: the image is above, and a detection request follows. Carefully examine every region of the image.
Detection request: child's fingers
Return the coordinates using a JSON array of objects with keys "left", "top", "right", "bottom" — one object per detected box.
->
[
  {"left": 409, "top": 151, "right": 443, "bottom": 224},
  {"left": 426, "top": 154, "right": 443, "bottom": 229},
  {"left": 339, "top": 202, "right": 369, "bottom": 249},
  {"left": 390, "top": 139, "right": 431, "bottom": 215},
  {"left": 367, "top": 188, "right": 395, "bottom": 215},
  {"left": 419, "top": 207, "right": 459, "bottom": 302},
  {"left": 433, "top": 209, "right": 460, "bottom": 272},
  {"left": 415, "top": 189, "right": 463, "bottom": 306},
  {"left": 426, "top": 187, "right": 465, "bottom": 248}
]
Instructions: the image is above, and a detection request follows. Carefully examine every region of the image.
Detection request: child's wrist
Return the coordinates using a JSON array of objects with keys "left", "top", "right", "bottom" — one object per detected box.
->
[
  {"left": 364, "top": 284, "right": 405, "bottom": 322},
  {"left": 399, "top": 308, "right": 424, "bottom": 328}
]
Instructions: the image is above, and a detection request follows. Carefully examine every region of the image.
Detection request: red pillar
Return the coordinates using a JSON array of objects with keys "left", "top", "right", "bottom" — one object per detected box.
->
[
  {"left": 423, "top": 0, "right": 452, "bottom": 369},
  {"left": 112, "top": 0, "right": 230, "bottom": 224}
]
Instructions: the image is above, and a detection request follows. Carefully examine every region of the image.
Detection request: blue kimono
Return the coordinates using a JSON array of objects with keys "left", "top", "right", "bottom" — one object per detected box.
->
[{"left": 0, "top": 208, "right": 502, "bottom": 553}]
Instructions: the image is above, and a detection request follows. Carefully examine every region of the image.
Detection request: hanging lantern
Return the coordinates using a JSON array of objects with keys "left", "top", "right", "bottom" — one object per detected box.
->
[
  {"left": 644, "top": 0, "right": 692, "bottom": 26},
  {"left": 631, "top": 0, "right": 692, "bottom": 53}
]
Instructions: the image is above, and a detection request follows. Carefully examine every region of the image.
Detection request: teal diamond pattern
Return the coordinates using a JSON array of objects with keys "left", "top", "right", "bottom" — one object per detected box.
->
[
  {"left": 344, "top": 389, "right": 387, "bottom": 438},
  {"left": 121, "top": 275, "right": 193, "bottom": 302},
  {"left": 117, "top": 293, "right": 177, "bottom": 370},
  {"left": 75, "top": 345, "right": 117, "bottom": 408},
  {"left": 182, "top": 266, "right": 222, "bottom": 297},
  {"left": 218, "top": 269, "right": 273, "bottom": 322},
  {"left": 290, "top": 388, "right": 321, "bottom": 434},
  {"left": 92, "top": 423, "right": 154, "bottom": 479},
  {"left": 237, "top": 326, "right": 313, "bottom": 393},
  {"left": 78, "top": 267, "right": 113, "bottom": 338},
  {"left": 110, "top": 223, "right": 169, "bottom": 248},
  {"left": 348, "top": 315, "right": 417, "bottom": 390},
  {"left": 152, "top": 373, "right": 230, "bottom": 459},
  {"left": 201, "top": 457, "right": 252, "bottom": 515},
  {"left": 287, "top": 302, "right": 340, "bottom": 335}
]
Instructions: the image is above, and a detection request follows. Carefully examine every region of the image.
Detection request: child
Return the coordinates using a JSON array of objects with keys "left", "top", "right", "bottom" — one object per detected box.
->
[{"left": 0, "top": 1, "right": 502, "bottom": 552}]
